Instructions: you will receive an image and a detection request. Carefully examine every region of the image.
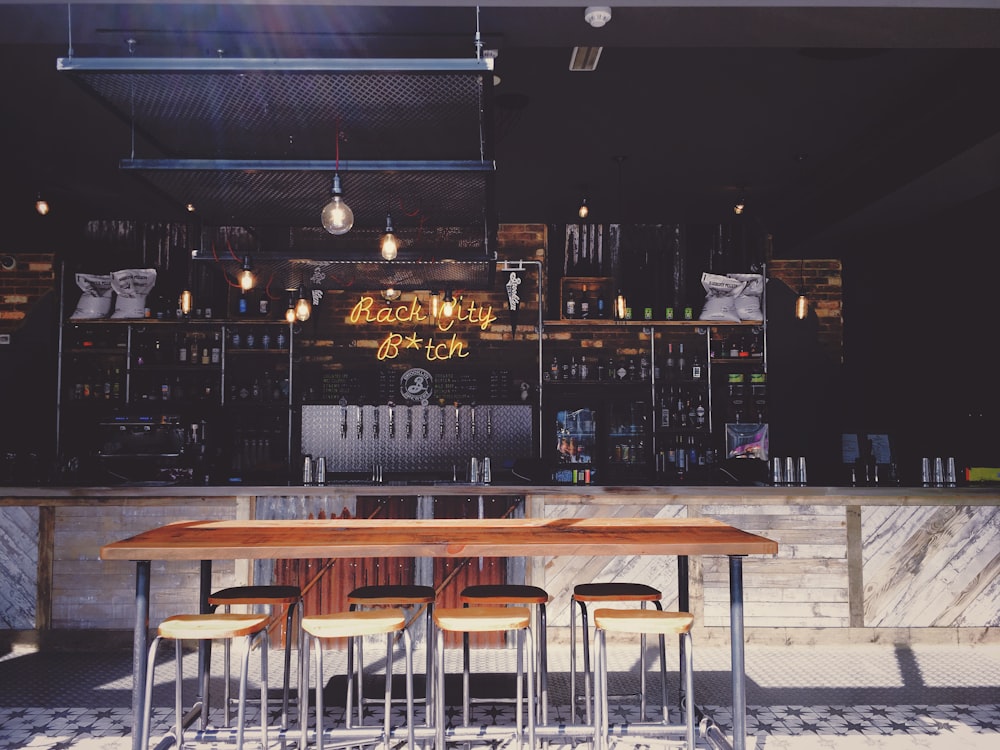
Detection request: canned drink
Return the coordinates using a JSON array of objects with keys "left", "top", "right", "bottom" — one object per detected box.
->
[
  {"left": 683, "top": 306, "right": 694, "bottom": 320},
  {"left": 624, "top": 307, "right": 633, "bottom": 320},
  {"left": 643, "top": 307, "right": 653, "bottom": 320},
  {"left": 665, "top": 307, "right": 674, "bottom": 320}
]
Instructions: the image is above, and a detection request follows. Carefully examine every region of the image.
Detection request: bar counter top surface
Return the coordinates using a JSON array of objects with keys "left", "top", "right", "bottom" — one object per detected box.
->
[{"left": 3, "top": 482, "right": 999, "bottom": 505}]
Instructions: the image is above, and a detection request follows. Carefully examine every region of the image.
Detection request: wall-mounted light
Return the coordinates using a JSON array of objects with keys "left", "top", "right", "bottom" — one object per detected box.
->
[
  {"left": 179, "top": 289, "right": 193, "bottom": 317},
  {"left": 380, "top": 212, "right": 398, "bottom": 261},
  {"left": 441, "top": 290, "right": 456, "bottom": 318},
  {"left": 35, "top": 194, "right": 49, "bottom": 216},
  {"left": 294, "top": 286, "right": 312, "bottom": 322},
  {"left": 285, "top": 292, "right": 297, "bottom": 324},
  {"left": 238, "top": 255, "right": 255, "bottom": 292},
  {"left": 734, "top": 192, "right": 746, "bottom": 215},
  {"left": 429, "top": 290, "right": 441, "bottom": 321},
  {"left": 578, "top": 197, "right": 589, "bottom": 219},
  {"left": 382, "top": 287, "right": 402, "bottom": 302}
]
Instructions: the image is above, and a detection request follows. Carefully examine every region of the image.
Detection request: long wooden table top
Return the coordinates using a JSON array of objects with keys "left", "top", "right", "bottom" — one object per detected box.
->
[{"left": 100, "top": 517, "right": 778, "bottom": 561}]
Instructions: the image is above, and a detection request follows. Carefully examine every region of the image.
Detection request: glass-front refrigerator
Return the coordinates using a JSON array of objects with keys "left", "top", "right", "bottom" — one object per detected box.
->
[{"left": 546, "top": 386, "right": 651, "bottom": 485}]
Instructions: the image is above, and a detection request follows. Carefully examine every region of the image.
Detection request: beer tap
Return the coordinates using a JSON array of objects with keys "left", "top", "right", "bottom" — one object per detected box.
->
[
  {"left": 454, "top": 401, "right": 460, "bottom": 438},
  {"left": 357, "top": 405, "right": 363, "bottom": 439},
  {"left": 341, "top": 401, "right": 348, "bottom": 439},
  {"left": 387, "top": 401, "right": 395, "bottom": 438},
  {"left": 487, "top": 405, "right": 493, "bottom": 437},
  {"left": 373, "top": 406, "right": 380, "bottom": 439},
  {"left": 406, "top": 405, "right": 413, "bottom": 439},
  {"left": 439, "top": 405, "right": 446, "bottom": 439},
  {"left": 422, "top": 406, "right": 429, "bottom": 439},
  {"left": 470, "top": 402, "right": 477, "bottom": 438}
]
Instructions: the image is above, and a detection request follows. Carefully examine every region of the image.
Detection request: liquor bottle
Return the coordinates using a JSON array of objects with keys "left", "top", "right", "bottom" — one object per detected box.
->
[
  {"left": 570, "top": 356, "right": 579, "bottom": 380},
  {"left": 579, "top": 285, "right": 591, "bottom": 319},
  {"left": 237, "top": 291, "right": 249, "bottom": 316},
  {"left": 549, "top": 355, "right": 560, "bottom": 381},
  {"left": 211, "top": 332, "right": 222, "bottom": 364},
  {"left": 639, "top": 355, "right": 650, "bottom": 382},
  {"left": 695, "top": 394, "right": 707, "bottom": 428},
  {"left": 664, "top": 343, "right": 676, "bottom": 381},
  {"left": 596, "top": 294, "right": 606, "bottom": 319},
  {"left": 177, "top": 333, "right": 188, "bottom": 363},
  {"left": 112, "top": 368, "right": 122, "bottom": 400},
  {"left": 579, "top": 356, "right": 589, "bottom": 381},
  {"left": 258, "top": 294, "right": 270, "bottom": 316},
  {"left": 691, "top": 352, "right": 703, "bottom": 381},
  {"left": 676, "top": 343, "right": 687, "bottom": 380},
  {"left": 189, "top": 337, "right": 198, "bottom": 364},
  {"left": 276, "top": 328, "right": 287, "bottom": 349},
  {"left": 564, "top": 290, "right": 577, "bottom": 319},
  {"left": 659, "top": 385, "right": 672, "bottom": 428},
  {"left": 628, "top": 358, "right": 637, "bottom": 381},
  {"left": 200, "top": 346, "right": 209, "bottom": 366}
]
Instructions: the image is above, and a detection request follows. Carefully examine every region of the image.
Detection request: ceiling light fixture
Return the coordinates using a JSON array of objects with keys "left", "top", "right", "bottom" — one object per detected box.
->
[
  {"left": 569, "top": 46, "right": 603, "bottom": 71},
  {"left": 382, "top": 287, "right": 402, "bottom": 302},
  {"left": 35, "top": 194, "right": 49, "bottom": 216},
  {"left": 441, "top": 290, "right": 456, "bottom": 318},
  {"left": 429, "top": 290, "right": 441, "bottom": 321},
  {"left": 380, "top": 212, "right": 398, "bottom": 261},
  {"left": 578, "top": 197, "right": 589, "bottom": 219},
  {"left": 584, "top": 6, "right": 612, "bottom": 28},
  {"left": 321, "top": 125, "right": 354, "bottom": 235},
  {"left": 238, "top": 255, "right": 255, "bottom": 292}
]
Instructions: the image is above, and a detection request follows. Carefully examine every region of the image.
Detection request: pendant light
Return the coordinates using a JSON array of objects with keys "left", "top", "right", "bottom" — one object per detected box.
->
[
  {"left": 795, "top": 258, "right": 809, "bottom": 320},
  {"left": 614, "top": 289, "right": 628, "bottom": 322},
  {"left": 35, "top": 193, "right": 50, "bottom": 216},
  {"left": 178, "top": 289, "right": 193, "bottom": 317},
  {"left": 429, "top": 291, "right": 441, "bottom": 321},
  {"left": 441, "top": 290, "right": 456, "bottom": 319},
  {"left": 379, "top": 212, "right": 398, "bottom": 260},
  {"left": 294, "top": 286, "right": 312, "bottom": 322},
  {"left": 238, "top": 255, "right": 255, "bottom": 292},
  {"left": 321, "top": 124, "right": 354, "bottom": 235},
  {"left": 578, "top": 197, "right": 589, "bottom": 219},
  {"left": 285, "top": 292, "right": 297, "bottom": 324}
]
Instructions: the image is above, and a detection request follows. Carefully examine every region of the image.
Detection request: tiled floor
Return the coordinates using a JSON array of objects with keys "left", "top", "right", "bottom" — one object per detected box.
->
[{"left": 0, "top": 638, "right": 998, "bottom": 749}]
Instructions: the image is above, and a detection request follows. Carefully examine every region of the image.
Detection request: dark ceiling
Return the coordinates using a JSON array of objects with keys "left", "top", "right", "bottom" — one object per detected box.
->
[{"left": 2, "top": 1, "right": 1000, "bottom": 259}]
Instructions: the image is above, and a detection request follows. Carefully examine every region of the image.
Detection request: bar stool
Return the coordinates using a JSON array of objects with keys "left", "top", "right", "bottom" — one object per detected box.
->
[
  {"left": 459, "top": 583, "right": 549, "bottom": 723},
  {"left": 299, "top": 608, "right": 415, "bottom": 750},
  {"left": 433, "top": 606, "right": 536, "bottom": 750},
  {"left": 346, "top": 584, "right": 436, "bottom": 721},
  {"left": 592, "top": 609, "right": 696, "bottom": 750},
  {"left": 209, "top": 584, "right": 304, "bottom": 730},
  {"left": 570, "top": 582, "right": 667, "bottom": 724},
  {"left": 140, "top": 613, "right": 269, "bottom": 750}
]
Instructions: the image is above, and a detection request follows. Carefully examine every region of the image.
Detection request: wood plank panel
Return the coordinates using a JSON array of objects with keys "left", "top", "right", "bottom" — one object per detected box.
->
[{"left": 0, "top": 506, "right": 38, "bottom": 629}]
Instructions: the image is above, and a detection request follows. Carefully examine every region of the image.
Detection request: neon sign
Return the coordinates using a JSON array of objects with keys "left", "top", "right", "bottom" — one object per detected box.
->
[{"left": 349, "top": 295, "right": 498, "bottom": 361}]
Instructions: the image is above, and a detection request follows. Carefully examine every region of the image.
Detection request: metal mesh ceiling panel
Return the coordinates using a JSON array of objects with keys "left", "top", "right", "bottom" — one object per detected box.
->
[
  {"left": 67, "top": 68, "right": 488, "bottom": 161},
  {"left": 127, "top": 161, "right": 493, "bottom": 229}
]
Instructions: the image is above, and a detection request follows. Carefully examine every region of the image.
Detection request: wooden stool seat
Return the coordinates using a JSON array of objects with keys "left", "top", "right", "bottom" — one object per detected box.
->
[
  {"left": 348, "top": 584, "right": 436, "bottom": 605},
  {"left": 573, "top": 582, "right": 662, "bottom": 602},
  {"left": 593, "top": 609, "right": 694, "bottom": 635},
  {"left": 157, "top": 613, "right": 270, "bottom": 640},
  {"left": 209, "top": 585, "right": 302, "bottom": 606},
  {"left": 302, "top": 609, "right": 407, "bottom": 639},
  {"left": 434, "top": 606, "right": 531, "bottom": 632},
  {"left": 459, "top": 584, "right": 548, "bottom": 604}
]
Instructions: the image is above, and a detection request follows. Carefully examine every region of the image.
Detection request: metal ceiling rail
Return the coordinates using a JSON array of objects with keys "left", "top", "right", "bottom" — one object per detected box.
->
[
  {"left": 121, "top": 159, "right": 494, "bottom": 173},
  {"left": 56, "top": 57, "right": 492, "bottom": 74}
]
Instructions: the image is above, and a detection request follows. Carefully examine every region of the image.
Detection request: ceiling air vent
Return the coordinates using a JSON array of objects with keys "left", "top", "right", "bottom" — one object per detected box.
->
[{"left": 569, "top": 46, "right": 603, "bottom": 72}]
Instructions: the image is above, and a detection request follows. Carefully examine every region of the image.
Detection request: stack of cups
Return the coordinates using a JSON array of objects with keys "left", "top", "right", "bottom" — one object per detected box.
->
[
  {"left": 772, "top": 456, "right": 807, "bottom": 486},
  {"left": 922, "top": 456, "right": 957, "bottom": 487}
]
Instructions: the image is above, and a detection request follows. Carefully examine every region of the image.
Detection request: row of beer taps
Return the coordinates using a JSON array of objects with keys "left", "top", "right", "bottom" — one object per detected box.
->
[{"left": 338, "top": 402, "right": 494, "bottom": 441}]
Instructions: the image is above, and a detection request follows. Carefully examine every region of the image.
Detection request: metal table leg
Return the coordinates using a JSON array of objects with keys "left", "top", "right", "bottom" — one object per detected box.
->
[
  {"left": 131, "top": 560, "right": 151, "bottom": 750},
  {"left": 729, "top": 555, "right": 746, "bottom": 750}
]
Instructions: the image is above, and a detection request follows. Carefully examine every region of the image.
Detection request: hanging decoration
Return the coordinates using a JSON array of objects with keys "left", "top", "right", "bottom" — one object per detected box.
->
[{"left": 505, "top": 270, "right": 523, "bottom": 337}]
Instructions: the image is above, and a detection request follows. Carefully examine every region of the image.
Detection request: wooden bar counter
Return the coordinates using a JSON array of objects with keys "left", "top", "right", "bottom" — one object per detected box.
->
[{"left": 2, "top": 483, "right": 999, "bottom": 646}]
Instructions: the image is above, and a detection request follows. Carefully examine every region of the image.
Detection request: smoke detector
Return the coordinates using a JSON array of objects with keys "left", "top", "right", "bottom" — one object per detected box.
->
[{"left": 584, "top": 6, "right": 612, "bottom": 29}]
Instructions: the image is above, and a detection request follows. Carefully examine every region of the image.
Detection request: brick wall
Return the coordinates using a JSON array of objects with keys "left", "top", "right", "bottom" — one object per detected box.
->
[
  {"left": 0, "top": 253, "right": 56, "bottom": 334},
  {"left": 769, "top": 258, "right": 843, "bottom": 359}
]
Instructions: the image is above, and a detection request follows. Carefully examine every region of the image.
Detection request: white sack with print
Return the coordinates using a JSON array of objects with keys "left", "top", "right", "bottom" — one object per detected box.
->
[
  {"left": 70, "top": 273, "right": 114, "bottom": 320},
  {"left": 110, "top": 268, "right": 157, "bottom": 319},
  {"left": 698, "top": 272, "right": 746, "bottom": 322},
  {"left": 728, "top": 273, "right": 764, "bottom": 321}
]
